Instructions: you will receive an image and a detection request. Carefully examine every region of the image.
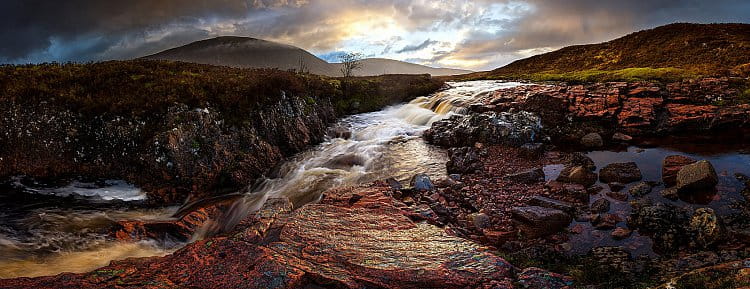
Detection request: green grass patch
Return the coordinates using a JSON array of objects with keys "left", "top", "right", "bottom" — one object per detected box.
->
[{"left": 478, "top": 67, "right": 701, "bottom": 84}]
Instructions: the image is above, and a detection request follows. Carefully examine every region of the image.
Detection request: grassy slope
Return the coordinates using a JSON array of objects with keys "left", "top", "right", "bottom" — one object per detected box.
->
[{"left": 463, "top": 23, "right": 750, "bottom": 83}]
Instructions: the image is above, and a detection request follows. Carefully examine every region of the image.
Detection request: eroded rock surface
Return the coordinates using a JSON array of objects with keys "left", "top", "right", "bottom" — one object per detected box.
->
[{"left": 0, "top": 184, "right": 574, "bottom": 288}]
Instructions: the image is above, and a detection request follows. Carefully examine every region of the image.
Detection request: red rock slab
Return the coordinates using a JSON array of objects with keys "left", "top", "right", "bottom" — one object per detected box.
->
[{"left": 0, "top": 186, "right": 518, "bottom": 289}]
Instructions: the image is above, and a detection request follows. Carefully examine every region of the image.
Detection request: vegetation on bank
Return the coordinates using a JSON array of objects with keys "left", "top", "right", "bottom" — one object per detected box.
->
[
  {"left": 0, "top": 60, "right": 444, "bottom": 123},
  {"left": 464, "top": 67, "right": 701, "bottom": 84}
]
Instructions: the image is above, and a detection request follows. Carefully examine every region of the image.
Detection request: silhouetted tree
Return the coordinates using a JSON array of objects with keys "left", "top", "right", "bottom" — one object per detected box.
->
[{"left": 339, "top": 52, "right": 363, "bottom": 77}]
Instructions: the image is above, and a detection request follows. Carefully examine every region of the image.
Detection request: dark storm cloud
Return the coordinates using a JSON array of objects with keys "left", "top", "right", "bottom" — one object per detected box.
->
[
  {"left": 1, "top": 0, "right": 749, "bottom": 68},
  {"left": 395, "top": 39, "right": 438, "bottom": 53}
]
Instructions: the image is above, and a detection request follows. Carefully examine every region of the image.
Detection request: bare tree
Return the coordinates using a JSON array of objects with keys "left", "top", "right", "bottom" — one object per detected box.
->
[
  {"left": 297, "top": 53, "right": 309, "bottom": 74},
  {"left": 339, "top": 52, "right": 363, "bottom": 77}
]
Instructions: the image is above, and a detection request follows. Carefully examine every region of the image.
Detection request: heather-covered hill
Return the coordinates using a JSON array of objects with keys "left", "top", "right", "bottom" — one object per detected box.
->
[{"left": 471, "top": 23, "right": 750, "bottom": 82}]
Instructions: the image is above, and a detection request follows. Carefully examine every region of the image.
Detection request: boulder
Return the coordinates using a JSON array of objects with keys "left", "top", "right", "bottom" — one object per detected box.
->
[
  {"left": 546, "top": 181, "right": 589, "bottom": 203},
  {"left": 599, "top": 162, "right": 642, "bottom": 184},
  {"left": 505, "top": 168, "right": 545, "bottom": 184},
  {"left": 628, "top": 201, "right": 690, "bottom": 252},
  {"left": 661, "top": 187, "right": 679, "bottom": 200},
  {"left": 628, "top": 182, "right": 652, "bottom": 197},
  {"left": 689, "top": 208, "right": 724, "bottom": 248},
  {"left": 570, "top": 152, "right": 596, "bottom": 171},
  {"left": 511, "top": 206, "right": 572, "bottom": 238},
  {"left": 606, "top": 191, "right": 629, "bottom": 202},
  {"left": 424, "top": 111, "right": 544, "bottom": 148},
  {"left": 410, "top": 174, "right": 434, "bottom": 191},
  {"left": 676, "top": 160, "right": 719, "bottom": 193},
  {"left": 556, "top": 166, "right": 598, "bottom": 187},
  {"left": 468, "top": 213, "right": 491, "bottom": 230},
  {"left": 447, "top": 147, "right": 483, "bottom": 174},
  {"left": 662, "top": 155, "right": 697, "bottom": 186},
  {"left": 581, "top": 133, "right": 604, "bottom": 148},
  {"left": 608, "top": 182, "right": 625, "bottom": 192},
  {"left": 590, "top": 198, "right": 611, "bottom": 213}
]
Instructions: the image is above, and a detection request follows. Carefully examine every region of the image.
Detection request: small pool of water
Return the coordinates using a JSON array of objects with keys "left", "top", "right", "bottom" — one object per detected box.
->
[{"left": 562, "top": 145, "right": 750, "bottom": 256}]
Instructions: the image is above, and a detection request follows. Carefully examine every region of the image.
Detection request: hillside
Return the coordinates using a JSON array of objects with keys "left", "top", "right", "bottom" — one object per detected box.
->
[
  {"left": 474, "top": 23, "right": 750, "bottom": 82},
  {"left": 144, "top": 37, "right": 470, "bottom": 77}
]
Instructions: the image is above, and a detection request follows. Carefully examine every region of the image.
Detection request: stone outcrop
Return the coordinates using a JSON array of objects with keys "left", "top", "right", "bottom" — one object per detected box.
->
[
  {"left": 1, "top": 184, "right": 575, "bottom": 288},
  {"left": 472, "top": 78, "right": 750, "bottom": 146},
  {"left": 424, "top": 111, "right": 544, "bottom": 148}
]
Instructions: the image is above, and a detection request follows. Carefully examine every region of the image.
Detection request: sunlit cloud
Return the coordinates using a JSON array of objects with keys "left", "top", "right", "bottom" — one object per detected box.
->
[{"left": 2, "top": 0, "right": 749, "bottom": 70}]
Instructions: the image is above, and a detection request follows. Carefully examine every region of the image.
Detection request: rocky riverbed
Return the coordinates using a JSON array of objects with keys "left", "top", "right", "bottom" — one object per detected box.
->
[{"left": 1, "top": 77, "right": 750, "bottom": 288}]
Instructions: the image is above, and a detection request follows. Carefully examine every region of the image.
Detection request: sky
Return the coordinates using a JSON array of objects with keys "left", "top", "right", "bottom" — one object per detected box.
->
[{"left": 2, "top": 0, "right": 749, "bottom": 71}]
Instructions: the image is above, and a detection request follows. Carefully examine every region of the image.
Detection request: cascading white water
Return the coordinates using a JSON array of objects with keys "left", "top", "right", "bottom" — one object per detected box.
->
[{"left": 194, "top": 80, "right": 526, "bottom": 238}]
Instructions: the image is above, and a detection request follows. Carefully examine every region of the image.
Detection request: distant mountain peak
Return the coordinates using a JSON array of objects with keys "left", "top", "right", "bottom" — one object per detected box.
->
[{"left": 143, "top": 37, "right": 471, "bottom": 77}]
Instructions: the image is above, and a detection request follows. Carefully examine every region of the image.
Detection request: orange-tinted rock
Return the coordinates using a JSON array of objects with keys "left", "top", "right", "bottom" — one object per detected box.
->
[{"left": 662, "top": 155, "right": 697, "bottom": 186}]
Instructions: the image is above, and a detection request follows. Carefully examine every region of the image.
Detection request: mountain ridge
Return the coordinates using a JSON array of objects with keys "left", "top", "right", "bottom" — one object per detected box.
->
[{"left": 143, "top": 36, "right": 471, "bottom": 77}]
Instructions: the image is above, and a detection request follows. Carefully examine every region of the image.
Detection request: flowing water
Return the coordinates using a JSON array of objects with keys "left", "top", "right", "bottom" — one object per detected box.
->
[{"left": 0, "top": 80, "right": 523, "bottom": 278}]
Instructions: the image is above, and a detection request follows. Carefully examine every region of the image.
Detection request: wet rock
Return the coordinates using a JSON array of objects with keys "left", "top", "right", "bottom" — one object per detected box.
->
[
  {"left": 590, "top": 198, "right": 611, "bottom": 213},
  {"left": 608, "top": 182, "right": 625, "bottom": 192},
  {"left": 519, "top": 143, "right": 545, "bottom": 159},
  {"left": 628, "top": 182, "right": 652, "bottom": 197},
  {"left": 447, "top": 147, "right": 483, "bottom": 174},
  {"left": 611, "top": 227, "right": 632, "bottom": 240},
  {"left": 327, "top": 126, "right": 352, "bottom": 139},
  {"left": 546, "top": 181, "right": 588, "bottom": 203},
  {"left": 506, "top": 168, "right": 545, "bottom": 184},
  {"left": 612, "top": 132, "right": 633, "bottom": 143},
  {"left": 689, "top": 208, "right": 725, "bottom": 248},
  {"left": 410, "top": 174, "right": 434, "bottom": 191},
  {"left": 527, "top": 196, "right": 576, "bottom": 214},
  {"left": 676, "top": 160, "right": 719, "bottom": 193},
  {"left": 628, "top": 201, "right": 690, "bottom": 252},
  {"left": 517, "top": 267, "right": 574, "bottom": 289},
  {"left": 592, "top": 214, "right": 622, "bottom": 230},
  {"left": 606, "top": 191, "right": 629, "bottom": 202},
  {"left": 599, "top": 162, "right": 642, "bottom": 184},
  {"left": 662, "top": 155, "right": 697, "bottom": 186},
  {"left": 556, "top": 166, "right": 597, "bottom": 187},
  {"left": 512, "top": 206, "right": 573, "bottom": 238},
  {"left": 580, "top": 132, "right": 604, "bottom": 148},
  {"left": 425, "top": 111, "right": 544, "bottom": 148}
]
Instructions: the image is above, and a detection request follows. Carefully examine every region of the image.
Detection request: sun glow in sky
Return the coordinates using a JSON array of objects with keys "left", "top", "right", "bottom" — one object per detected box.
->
[{"left": 2, "top": 0, "right": 749, "bottom": 70}]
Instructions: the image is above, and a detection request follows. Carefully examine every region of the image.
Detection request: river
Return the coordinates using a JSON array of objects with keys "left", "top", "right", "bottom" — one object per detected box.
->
[{"left": 0, "top": 80, "right": 523, "bottom": 278}]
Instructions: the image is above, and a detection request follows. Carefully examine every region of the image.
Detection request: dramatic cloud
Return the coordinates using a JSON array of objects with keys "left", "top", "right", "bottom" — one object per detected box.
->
[
  {"left": 396, "top": 39, "right": 439, "bottom": 53},
  {"left": 2, "top": 0, "right": 749, "bottom": 70}
]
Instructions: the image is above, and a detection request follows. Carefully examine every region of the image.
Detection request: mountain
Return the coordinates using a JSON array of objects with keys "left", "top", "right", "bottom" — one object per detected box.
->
[
  {"left": 143, "top": 36, "right": 471, "bottom": 77},
  {"left": 478, "top": 23, "right": 750, "bottom": 81}
]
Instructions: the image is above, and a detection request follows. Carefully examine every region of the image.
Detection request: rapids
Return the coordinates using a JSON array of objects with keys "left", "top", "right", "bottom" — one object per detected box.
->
[{"left": 0, "top": 80, "right": 524, "bottom": 278}]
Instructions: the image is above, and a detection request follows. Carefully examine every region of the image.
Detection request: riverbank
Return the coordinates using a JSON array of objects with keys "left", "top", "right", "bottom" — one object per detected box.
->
[{"left": 0, "top": 61, "right": 443, "bottom": 204}]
